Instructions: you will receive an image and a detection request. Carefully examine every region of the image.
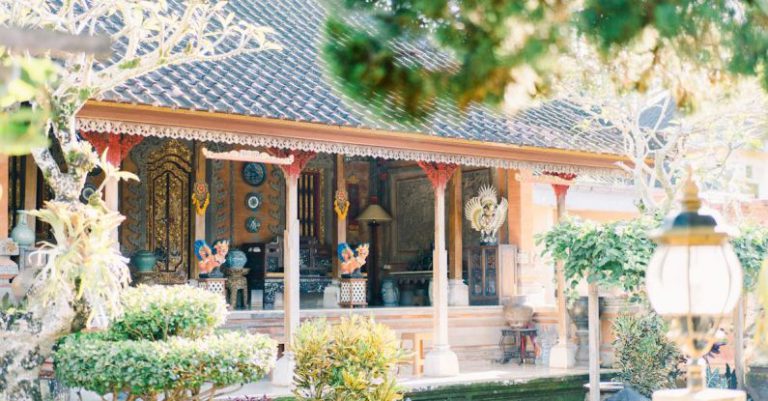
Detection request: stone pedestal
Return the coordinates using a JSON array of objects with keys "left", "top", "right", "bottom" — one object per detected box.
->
[
  {"left": 323, "top": 280, "right": 340, "bottom": 308},
  {"left": 447, "top": 279, "right": 469, "bottom": 306},
  {"left": 575, "top": 329, "right": 590, "bottom": 365},
  {"left": 549, "top": 341, "right": 577, "bottom": 369},
  {"left": 424, "top": 345, "right": 460, "bottom": 377},
  {"left": 653, "top": 389, "right": 745, "bottom": 401},
  {"left": 271, "top": 352, "right": 295, "bottom": 387}
]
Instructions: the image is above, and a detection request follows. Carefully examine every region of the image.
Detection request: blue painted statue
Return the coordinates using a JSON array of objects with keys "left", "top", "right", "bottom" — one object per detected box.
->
[{"left": 195, "top": 239, "right": 229, "bottom": 278}]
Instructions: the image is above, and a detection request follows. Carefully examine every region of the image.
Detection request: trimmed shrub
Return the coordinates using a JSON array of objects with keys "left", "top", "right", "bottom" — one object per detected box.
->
[
  {"left": 110, "top": 284, "right": 227, "bottom": 340},
  {"left": 55, "top": 331, "right": 276, "bottom": 398},
  {"left": 612, "top": 311, "right": 684, "bottom": 397},
  {"left": 53, "top": 285, "right": 276, "bottom": 400},
  {"left": 292, "top": 315, "right": 405, "bottom": 401}
]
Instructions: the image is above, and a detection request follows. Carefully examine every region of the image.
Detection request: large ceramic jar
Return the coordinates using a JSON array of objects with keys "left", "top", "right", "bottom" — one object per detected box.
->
[
  {"left": 132, "top": 250, "right": 157, "bottom": 272},
  {"left": 381, "top": 279, "right": 400, "bottom": 307},
  {"left": 503, "top": 296, "right": 533, "bottom": 328},
  {"left": 569, "top": 296, "right": 606, "bottom": 331},
  {"left": 227, "top": 249, "right": 248, "bottom": 269},
  {"left": 10, "top": 211, "right": 35, "bottom": 247}
]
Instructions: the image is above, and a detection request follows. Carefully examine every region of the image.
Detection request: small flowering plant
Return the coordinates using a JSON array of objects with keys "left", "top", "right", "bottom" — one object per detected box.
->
[{"left": 292, "top": 315, "right": 405, "bottom": 401}]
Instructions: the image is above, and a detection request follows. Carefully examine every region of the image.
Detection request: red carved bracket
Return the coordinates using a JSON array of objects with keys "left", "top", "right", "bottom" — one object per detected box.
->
[
  {"left": 543, "top": 171, "right": 577, "bottom": 199},
  {"left": 418, "top": 161, "right": 459, "bottom": 190},
  {"left": 267, "top": 148, "right": 316, "bottom": 178},
  {"left": 81, "top": 131, "right": 143, "bottom": 166}
]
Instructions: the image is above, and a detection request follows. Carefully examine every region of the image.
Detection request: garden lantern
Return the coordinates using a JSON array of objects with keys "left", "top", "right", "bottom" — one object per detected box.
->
[{"left": 646, "top": 174, "right": 744, "bottom": 400}]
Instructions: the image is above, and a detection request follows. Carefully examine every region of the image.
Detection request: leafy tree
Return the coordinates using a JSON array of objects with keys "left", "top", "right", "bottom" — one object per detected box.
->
[
  {"left": 1, "top": 0, "right": 280, "bottom": 202},
  {"left": 0, "top": 2, "right": 281, "bottom": 399},
  {"left": 324, "top": 1, "right": 768, "bottom": 117},
  {"left": 536, "top": 216, "right": 657, "bottom": 302}
]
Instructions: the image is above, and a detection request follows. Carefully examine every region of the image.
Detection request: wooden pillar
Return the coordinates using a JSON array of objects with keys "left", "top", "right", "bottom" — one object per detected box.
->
[
  {"left": 447, "top": 168, "right": 462, "bottom": 280},
  {"left": 269, "top": 149, "right": 316, "bottom": 387},
  {"left": 554, "top": 185, "right": 569, "bottom": 344},
  {"left": 284, "top": 173, "right": 300, "bottom": 347},
  {"left": 334, "top": 154, "right": 346, "bottom": 278},
  {"left": 588, "top": 282, "right": 600, "bottom": 401},
  {"left": 0, "top": 155, "right": 8, "bottom": 238},
  {"left": 419, "top": 162, "right": 460, "bottom": 377},
  {"left": 194, "top": 144, "right": 206, "bottom": 240},
  {"left": 80, "top": 131, "right": 143, "bottom": 245},
  {"left": 547, "top": 172, "right": 577, "bottom": 370},
  {"left": 23, "top": 157, "right": 37, "bottom": 232},
  {"left": 507, "top": 170, "right": 534, "bottom": 251},
  {"left": 735, "top": 297, "right": 746, "bottom": 389}
]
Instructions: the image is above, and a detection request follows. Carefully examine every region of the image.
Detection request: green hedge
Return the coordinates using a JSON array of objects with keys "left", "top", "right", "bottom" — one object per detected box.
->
[
  {"left": 54, "top": 285, "right": 276, "bottom": 400},
  {"left": 55, "top": 330, "right": 276, "bottom": 397}
]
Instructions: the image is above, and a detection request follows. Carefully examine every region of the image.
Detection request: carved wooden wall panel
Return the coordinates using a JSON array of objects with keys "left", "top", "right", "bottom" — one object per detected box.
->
[{"left": 387, "top": 167, "right": 435, "bottom": 263}]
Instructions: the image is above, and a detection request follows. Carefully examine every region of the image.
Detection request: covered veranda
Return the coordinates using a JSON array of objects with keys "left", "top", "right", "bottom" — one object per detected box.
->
[{"left": 68, "top": 100, "right": 626, "bottom": 380}]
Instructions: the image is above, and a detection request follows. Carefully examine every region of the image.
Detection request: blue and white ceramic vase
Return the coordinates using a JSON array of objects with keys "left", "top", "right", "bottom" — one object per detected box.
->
[
  {"left": 10, "top": 211, "right": 35, "bottom": 247},
  {"left": 227, "top": 249, "right": 248, "bottom": 269}
]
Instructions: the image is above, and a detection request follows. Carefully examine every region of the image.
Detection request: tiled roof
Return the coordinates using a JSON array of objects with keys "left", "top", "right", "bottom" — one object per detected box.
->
[{"left": 96, "top": 0, "right": 625, "bottom": 156}]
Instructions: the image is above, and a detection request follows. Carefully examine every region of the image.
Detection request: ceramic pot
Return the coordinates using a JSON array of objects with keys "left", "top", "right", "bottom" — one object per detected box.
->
[
  {"left": 503, "top": 295, "right": 534, "bottom": 328},
  {"left": 569, "top": 296, "right": 607, "bottom": 331},
  {"left": 132, "top": 250, "right": 157, "bottom": 272},
  {"left": 10, "top": 211, "right": 35, "bottom": 247},
  {"left": 381, "top": 279, "right": 400, "bottom": 307},
  {"left": 747, "top": 364, "right": 768, "bottom": 400},
  {"left": 227, "top": 249, "right": 248, "bottom": 269}
]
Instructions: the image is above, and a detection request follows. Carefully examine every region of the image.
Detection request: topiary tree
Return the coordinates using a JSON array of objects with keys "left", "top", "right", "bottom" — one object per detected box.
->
[
  {"left": 536, "top": 216, "right": 658, "bottom": 302},
  {"left": 54, "top": 285, "right": 277, "bottom": 401},
  {"left": 292, "top": 315, "right": 405, "bottom": 401}
]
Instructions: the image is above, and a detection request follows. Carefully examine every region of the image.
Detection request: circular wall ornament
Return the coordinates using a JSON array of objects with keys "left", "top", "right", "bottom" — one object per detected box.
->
[
  {"left": 245, "top": 192, "right": 263, "bottom": 211},
  {"left": 80, "top": 183, "right": 97, "bottom": 203},
  {"left": 242, "top": 162, "right": 267, "bottom": 187},
  {"left": 245, "top": 216, "right": 262, "bottom": 233}
]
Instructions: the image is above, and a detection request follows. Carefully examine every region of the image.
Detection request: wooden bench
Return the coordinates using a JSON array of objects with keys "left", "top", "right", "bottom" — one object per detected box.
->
[{"left": 400, "top": 331, "right": 433, "bottom": 376}]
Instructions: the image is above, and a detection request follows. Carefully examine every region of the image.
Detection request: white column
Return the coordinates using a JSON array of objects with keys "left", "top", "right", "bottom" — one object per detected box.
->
[
  {"left": 104, "top": 175, "right": 119, "bottom": 246},
  {"left": 550, "top": 188, "right": 576, "bottom": 368},
  {"left": 588, "top": 282, "right": 600, "bottom": 401},
  {"left": 424, "top": 183, "right": 459, "bottom": 377},
  {"left": 272, "top": 173, "right": 300, "bottom": 386}
]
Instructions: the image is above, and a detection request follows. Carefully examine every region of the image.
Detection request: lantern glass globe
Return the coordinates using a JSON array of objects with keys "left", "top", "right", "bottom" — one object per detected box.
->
[{"left": 646, "top": 243, "right": 742, "bottom": 317}]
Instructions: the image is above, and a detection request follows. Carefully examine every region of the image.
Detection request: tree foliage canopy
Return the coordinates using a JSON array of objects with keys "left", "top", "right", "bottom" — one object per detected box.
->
[{"left": 324, "top": 0, "right": 768, "bottom": 118}]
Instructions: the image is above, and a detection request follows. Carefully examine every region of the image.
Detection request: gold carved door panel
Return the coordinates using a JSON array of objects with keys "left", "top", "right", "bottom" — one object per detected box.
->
[{"left": 147, "top": 140, "right": 193, "bottom": 284}]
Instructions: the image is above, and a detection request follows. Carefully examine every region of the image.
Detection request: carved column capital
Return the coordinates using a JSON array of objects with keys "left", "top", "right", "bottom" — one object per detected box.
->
[
  {"left": 267, "top": 148, "right": 316, "bottom": 178},
  {"left": 418, "top": 161, "right": 459, "bottom": 191},
  {"left": 81, "top": 131, "right": 144, "bottom": 166}
]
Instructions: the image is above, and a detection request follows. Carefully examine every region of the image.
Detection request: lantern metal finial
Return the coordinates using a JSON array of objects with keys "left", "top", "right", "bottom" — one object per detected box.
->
[{"left": 681, "top": 170, "right": 702, "bottom": 213}]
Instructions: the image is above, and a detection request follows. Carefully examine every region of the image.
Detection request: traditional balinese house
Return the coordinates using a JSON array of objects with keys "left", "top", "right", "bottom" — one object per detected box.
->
[{"left": 0, "top": 0, "right": 637, "bottom": 382}]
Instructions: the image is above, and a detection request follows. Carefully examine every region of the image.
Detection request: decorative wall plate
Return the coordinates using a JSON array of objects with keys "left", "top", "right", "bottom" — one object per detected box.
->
[
  {"left": 80, "top": 183, "right": 97, "bottom": 203},
  {"left": 245, "top": 216, "right": 262, "bottom": 233},
  {"left": 242, "top": 162, "right": 267, "bottom": 187},
  {"left": 245, "top": 192, "right": 262, "bottom": 211}
]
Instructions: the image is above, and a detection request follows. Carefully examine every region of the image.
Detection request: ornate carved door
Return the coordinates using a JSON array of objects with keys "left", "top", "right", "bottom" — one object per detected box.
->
[{"left": 147, "top": 140, "right": 193, "bottom": 284}]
